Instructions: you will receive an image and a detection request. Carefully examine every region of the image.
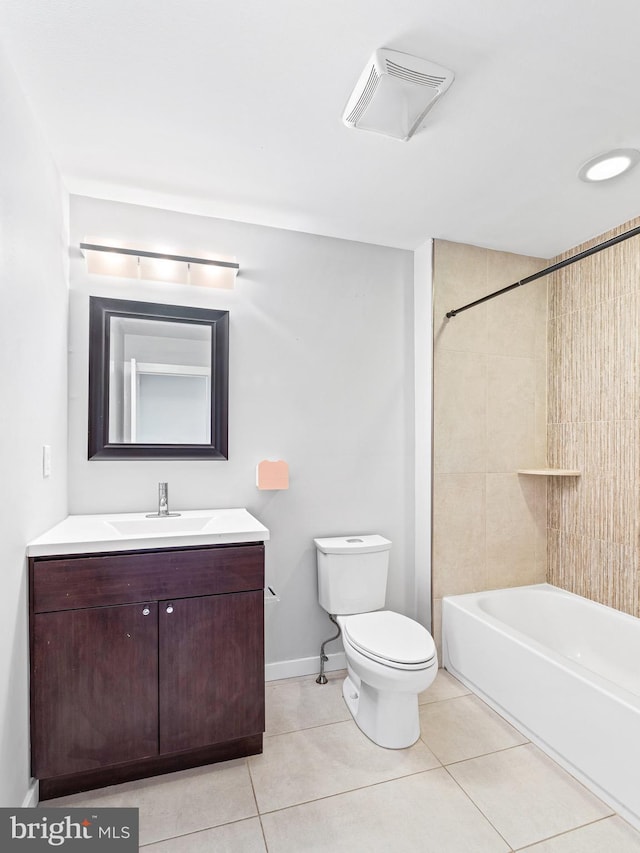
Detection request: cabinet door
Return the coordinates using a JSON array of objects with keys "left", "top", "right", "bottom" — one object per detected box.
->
[
  {"left": 32, "top": 602, "right": 159, "bottom": 779},
  {"left": 159, "top": 591, "right": 264, "bottom": 754}
]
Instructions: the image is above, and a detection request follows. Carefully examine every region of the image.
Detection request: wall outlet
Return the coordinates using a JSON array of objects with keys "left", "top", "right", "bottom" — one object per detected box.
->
[{"left": 42, "top": 445, "right": 51, "bottom": 478}]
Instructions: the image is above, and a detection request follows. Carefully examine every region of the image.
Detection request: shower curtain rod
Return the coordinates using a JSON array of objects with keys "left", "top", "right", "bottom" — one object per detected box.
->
[{"left": 445, "top": 223, "right": 640, "bottom": 319}]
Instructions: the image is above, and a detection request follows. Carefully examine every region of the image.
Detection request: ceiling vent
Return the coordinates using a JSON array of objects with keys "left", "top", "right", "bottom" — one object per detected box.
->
[{"left": 342, "top": 48, "right": 455, "bottom": 141}]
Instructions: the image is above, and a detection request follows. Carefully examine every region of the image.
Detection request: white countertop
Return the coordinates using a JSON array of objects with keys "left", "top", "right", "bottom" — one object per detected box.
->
[{"left": 26, "top": 508, "right": 270, "bottom": 557}]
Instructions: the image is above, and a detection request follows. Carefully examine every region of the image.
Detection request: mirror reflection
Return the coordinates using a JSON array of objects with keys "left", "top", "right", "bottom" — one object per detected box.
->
[{"left": 108, "top": 317, "right": 212, "bottom": 445}]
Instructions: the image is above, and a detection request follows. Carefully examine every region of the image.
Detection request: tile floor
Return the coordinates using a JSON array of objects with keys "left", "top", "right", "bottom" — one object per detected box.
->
[{"left": 46, "top": 669, "right": 640, "bottom": 852}]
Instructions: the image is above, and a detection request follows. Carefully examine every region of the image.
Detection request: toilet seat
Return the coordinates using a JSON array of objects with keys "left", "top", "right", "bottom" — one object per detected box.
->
[{"left": 342, "top": 611, "right": 436, "bottom": 671}]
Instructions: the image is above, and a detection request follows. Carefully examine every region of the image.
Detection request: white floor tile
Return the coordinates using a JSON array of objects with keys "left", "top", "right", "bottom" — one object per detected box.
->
[
  {"left": 261, "top": 769, "right": 510, "bottom": 852},
  {"left": 45, "top": 760, "right": 257, "bottom": 846},
  {"left": 419, "top": 693, "right": 528, "bottom": 763},
  {"left": 266, "top": 670, "right": 350, "bottom": 736},
  {"left": 448, "top": 743, "right": 614, "bottom": 849},
  {"left": 141, "top": 817, "right": 266, "bottom": 851},
  {"left": 39, "top": 672, "right": 640, "bottom": 852},
  {"left": 249, "top": 719, "right": 440, "bottom": 813},
  {"left": 516, "top": 816, "right": 640, "bottom": 852},
  {"left": 419, "top": 668, "right": 471, "bottom": 704}
]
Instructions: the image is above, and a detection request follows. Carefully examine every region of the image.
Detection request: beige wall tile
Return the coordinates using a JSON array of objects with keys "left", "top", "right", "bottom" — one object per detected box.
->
[
  {"left": 433, "top": 239, "right": 547, "bottom": 604},
  {"left": 434, "top": 302, "right": 488, "bottom": 357},
  {"left": 486, "top": 474, "right": 539, "bottom": 589},
  {"left": 433, "top": 350, "right": 487, "bottom": 474},
  {"left": 547, "top": 216, "right": 640, "bottom": 617},
  {"left": 535, "top": 278, "right": 549, "bottom": 359},
  {"left": 533, "top": 476, "right": 548, "bottom": 580},
  {"left": 535, "top": 357, "right": 547, "bottom": 466},
  {"left": 433, "top": 240, "right": 488, "bottom": 354},
  {"left": 547, "top": 423, "right": 584, "bottom": 470},
  {"left": 486, "top": 356, "right": 536, "bottom": 472},
  {"left": 432, "top": 473, "right": 486, "bottom": 597},
  {"left": 546, "top": 528, "right": 560, "bottom": 587},
  {"left": 485, "top": 250, "right": 547, "bottom": 359},
  {"left": 546, "top": 315, "right": 563, "bottom": 424},
  {"left": 547, "top": 269, "right": 563, "bottom": 321},
  {"left": 431, "top": 597, "right": 443, "bottom": 666},
  {"left": 583, "top": 420, "right": 637, "bottom": 476}
]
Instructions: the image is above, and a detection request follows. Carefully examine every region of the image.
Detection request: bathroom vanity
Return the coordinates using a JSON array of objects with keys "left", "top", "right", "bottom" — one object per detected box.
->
[{"left": 27, "top": 509, "right": 269, "bottom": 799}]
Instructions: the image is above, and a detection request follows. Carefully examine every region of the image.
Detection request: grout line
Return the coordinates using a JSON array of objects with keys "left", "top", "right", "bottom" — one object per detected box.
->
[
  {"left": 419, "top": 691, "right": 476, "bottom": 710},
  {"left": 263, "top": 717, "right": 358, "bottom": 741},
  {"left": 441, "top": 763, "right": 516, "bottom": 851},
  {"left": 253, "top": 765, "right": 445, "bottom": 817},
  {"left": 512, "top": 814, "right": 616, "bottom": 851},
  {"left": 264, "top": 718, "right": 349, "bottom": 739},
  {"left": 137, "top": 813, "right": 262, "bottom": 849},
  {"left": 264, "top": 718, "right": 350, "bottom": 738},
  {"left": 459, "top": 683, "right": 620, "bottom": 816},
  {"left": 246, "top": 758, "right": 270, "bottom": 852},
  {"left": 129, "top": 667, "right": 631, "bottom": 849},
  {"left": 433, "top": 740, "right": 531, "bottom": 769}
]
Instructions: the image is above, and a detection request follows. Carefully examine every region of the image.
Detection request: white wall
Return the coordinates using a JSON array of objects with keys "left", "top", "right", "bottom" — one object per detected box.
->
[
  {"left": 0, "top": 46, "right": 68, "bottom": 806},
  {"left": 68, "top": 196, "right": 414, "bottom": 674}
]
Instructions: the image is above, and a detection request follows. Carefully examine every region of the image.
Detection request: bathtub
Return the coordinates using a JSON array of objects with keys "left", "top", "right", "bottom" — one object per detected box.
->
[{"left": 442, "top": 583, "right": 640, "bottom": 829}]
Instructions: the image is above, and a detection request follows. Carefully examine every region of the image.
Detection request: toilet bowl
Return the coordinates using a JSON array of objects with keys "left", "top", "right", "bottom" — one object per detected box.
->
[
  {"left": 337, "top": 610, "right": 437, "bottom": 748},
  {"left": 315, "top": 534, "right": 438, "bottom": 749}
]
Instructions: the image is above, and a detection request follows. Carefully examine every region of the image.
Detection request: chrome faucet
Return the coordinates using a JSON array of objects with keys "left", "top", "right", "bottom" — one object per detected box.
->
[
  {"left": 146, "top": 482, "right": 181, "bottom": 518},
  {"left": 158, "top": 482, "right": 169, "bottom": 515}
]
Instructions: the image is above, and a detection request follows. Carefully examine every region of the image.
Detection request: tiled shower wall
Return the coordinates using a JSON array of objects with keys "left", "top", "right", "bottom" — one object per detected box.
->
[
  {"left": 547, "top": 215, "right": 640, "bottom": 617},
  {"left": 432, "top": 240, "right": 548, "bottom": 655}
]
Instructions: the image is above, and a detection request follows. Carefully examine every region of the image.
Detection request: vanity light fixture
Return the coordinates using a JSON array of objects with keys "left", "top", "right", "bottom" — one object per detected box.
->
[
  {"left": 79, "top": 242, "right": 239, "bottom": 289},
  {"left": 578, "top": 148, "right": 640, "bottom": 183}
]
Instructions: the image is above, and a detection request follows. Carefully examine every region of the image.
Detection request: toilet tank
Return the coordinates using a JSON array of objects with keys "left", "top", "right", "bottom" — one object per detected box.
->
[{"left": 314, "top": 534, "right": 391, "bottom": 615}]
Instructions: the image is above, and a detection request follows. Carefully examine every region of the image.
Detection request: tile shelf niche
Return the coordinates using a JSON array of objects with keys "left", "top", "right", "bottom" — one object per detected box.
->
[{"left": 517, "top": 469, "right": 581, "bottom": 476}]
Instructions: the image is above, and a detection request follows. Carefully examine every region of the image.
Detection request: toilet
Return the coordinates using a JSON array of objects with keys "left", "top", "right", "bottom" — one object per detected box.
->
[{"left": 315, "top": 534, "right": 437, "bottom": 749}]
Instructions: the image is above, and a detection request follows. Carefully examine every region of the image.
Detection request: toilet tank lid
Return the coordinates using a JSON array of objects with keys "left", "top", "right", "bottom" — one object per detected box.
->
[{"left": 314, "top": 534, "right": 392, "bottom": 555}]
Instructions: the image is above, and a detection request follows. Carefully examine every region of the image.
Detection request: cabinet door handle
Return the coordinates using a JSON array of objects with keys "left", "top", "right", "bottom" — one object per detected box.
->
[
  {"left": 165, "top": 604, "right": 174, "bottom": 614},
  {"left": 142, "top": 607, "right": 150, "bottom": 616}
]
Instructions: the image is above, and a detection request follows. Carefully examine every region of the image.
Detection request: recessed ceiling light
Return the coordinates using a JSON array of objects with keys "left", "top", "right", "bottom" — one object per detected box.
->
[{"left": 578, "top": 148, "right": 640, "bottom": 182}]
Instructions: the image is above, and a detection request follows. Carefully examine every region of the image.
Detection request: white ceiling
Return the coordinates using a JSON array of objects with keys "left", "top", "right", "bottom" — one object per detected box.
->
[{"left": 2, "top": 0, "right": 640, "bottom": 258}]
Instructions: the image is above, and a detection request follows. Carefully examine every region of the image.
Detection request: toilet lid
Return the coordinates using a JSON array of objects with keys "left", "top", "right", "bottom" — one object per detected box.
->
[{"left": 343, "top": 611, "right": 436, "bottom": 666}]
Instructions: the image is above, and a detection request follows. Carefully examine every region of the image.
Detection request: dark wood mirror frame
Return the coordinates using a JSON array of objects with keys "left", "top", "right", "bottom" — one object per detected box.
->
[{"left": 88, "top": 297, "right": 229, "bottom": 460}]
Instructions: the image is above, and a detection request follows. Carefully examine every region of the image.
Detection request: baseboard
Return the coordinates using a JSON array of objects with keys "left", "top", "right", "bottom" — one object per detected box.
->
[
  {"left": 22, "top": 780, "right": 39, "bottom": 808},
  {"left": 265, "top": 651, "right": 346, "bottom": 682}
]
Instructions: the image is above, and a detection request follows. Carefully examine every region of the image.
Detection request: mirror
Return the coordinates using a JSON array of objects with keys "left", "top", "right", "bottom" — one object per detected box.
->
[{"left": 88, "top": 297, "right": 228, "bottom": 459}]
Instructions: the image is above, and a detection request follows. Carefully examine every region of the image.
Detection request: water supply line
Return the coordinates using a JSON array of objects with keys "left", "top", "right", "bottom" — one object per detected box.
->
[
  {"left": 445, "top": 223, "right": 640, "bottom": 319},
  {"left": 316, "top": 614, "right": 341, "bottom": 685}
]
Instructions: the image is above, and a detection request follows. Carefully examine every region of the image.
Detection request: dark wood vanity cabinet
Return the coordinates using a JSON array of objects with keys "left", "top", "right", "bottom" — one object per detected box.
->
[
  {"left": 29, "top": 543, "right": 265, "bottom": 799},
  {"left": 31, "top": 601, "right": 160, "bottom": 779},
  {"left": 158, "top": 590, "right": 264, "bottom": 754}
]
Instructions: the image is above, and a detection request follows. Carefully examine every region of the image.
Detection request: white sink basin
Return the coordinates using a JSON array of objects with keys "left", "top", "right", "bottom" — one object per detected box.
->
[
  {"left": 107, "top": 516, "right": 211, "bottom": 535},
  {"left": 26, "top": 508, "right": 270, "bottom": 556}
]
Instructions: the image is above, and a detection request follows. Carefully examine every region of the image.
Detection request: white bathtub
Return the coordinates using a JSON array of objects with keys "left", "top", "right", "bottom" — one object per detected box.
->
[{"left": 443, "top": 583, "right": 640, "bottom": 829}]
